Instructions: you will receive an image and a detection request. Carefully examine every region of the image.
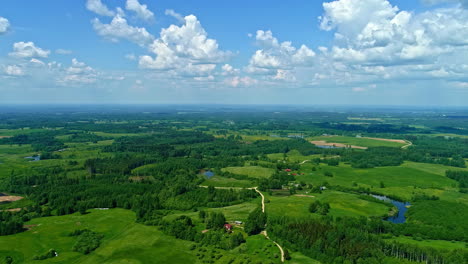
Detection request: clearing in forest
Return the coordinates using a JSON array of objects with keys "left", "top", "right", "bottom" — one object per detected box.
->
[
  {"left": 0, "top": 194, "right": 23, "bottom": 203},
  {"left": 222, "top": 166, "right": 275, "bottom": 179}
]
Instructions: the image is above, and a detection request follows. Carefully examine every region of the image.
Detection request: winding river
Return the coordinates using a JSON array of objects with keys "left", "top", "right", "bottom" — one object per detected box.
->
[{"left": 371, "top": 194, "right": 411, "bottom": 224}]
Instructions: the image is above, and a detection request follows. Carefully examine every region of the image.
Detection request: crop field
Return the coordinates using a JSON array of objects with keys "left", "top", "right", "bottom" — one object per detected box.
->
[{"left": 307, "top": 135, "right": 407, "bottom": 148}]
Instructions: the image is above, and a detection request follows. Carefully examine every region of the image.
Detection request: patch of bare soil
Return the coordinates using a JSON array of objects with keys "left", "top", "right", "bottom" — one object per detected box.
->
[
  {"left": 0, "top": 194, "right": 24, "bottom": 203},
  {"left": 2, "top": 208, "right": 22, "bottom": 212},
  {"left": 24, "top": 224, "right": 37, "bottom": 231},
  {"left": 129, "top": 176, "right": 154, "bottom": 182},
  {"left": 362, "top": 137, "right": 407, "bottom": 144},
  {"left": 294, "top": 194, "right": 315, "bottom": 198},
  {"left": 310, "top": 140, "right": 368, "bottom": 150}
]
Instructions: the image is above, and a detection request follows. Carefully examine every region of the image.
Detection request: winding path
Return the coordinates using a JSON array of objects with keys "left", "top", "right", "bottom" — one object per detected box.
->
[
  {"left": 262, "top": 231, "right": 285, "bottom": 262},
  {"left": 401, "top": 140, "right": 413, "bottom": 149},
  {"left": 254, "top": 187, "right": 265, "bottom": 213},
  {"left": 200, "top": 185, "right": 285, "bottom": 262},
  {"left": 255, "top": 188, "right": 285, "bottom": 262}
]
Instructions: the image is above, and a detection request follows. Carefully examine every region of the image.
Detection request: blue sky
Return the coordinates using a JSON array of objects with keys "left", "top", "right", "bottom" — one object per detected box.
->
[{"left": 0, "top": 0, "right": 467, "bottom": 105}]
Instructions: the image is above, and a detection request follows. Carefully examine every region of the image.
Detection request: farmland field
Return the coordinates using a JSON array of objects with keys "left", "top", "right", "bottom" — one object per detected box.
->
[{"left": 307, "top": 135, "right": 407, "bottom": 148}]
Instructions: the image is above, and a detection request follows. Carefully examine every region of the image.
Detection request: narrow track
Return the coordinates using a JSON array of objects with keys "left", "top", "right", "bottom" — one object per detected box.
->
[{"left": 200, "top": 185, "right": 285, "bottom": 262}]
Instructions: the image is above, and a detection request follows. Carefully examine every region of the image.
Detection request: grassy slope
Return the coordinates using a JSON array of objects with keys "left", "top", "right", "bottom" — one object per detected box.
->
[{"left": 0, "top": 209, "right": 198, "bottom": 264}]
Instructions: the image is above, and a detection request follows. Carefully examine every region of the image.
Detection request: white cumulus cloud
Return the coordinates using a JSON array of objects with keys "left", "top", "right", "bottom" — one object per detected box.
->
[
  {"left": 0, "top": 17, "right": 10, "bottom": 34},
  {"left": 165, "top": 9, "right": 185, "bottom": 23},
  {"left": 139, "top": 15, "right": 229, "bottom": 77},
  {"left": 60, "top": 58, "right": 98, "bottom": 84},
  {"left": 9, "top": 42, "right": 50, "bottom": 58},
  {"left": 4, "top": 65, "right": 24, "bottom": 76},
  {"left": 56, "top": 49, "right": 72, "bottom": 55},
  {"left": 126, "top": 0, "right": 154, "bottom": 22},
  {"left": 225, "top": 76, "right": 258, "bottom": 87},
  {"left": 86, "top": 0, "right": 115, "bottom": 17},
  {"left": 246, "top": 30, "right": 315, "bottom": 78},
  {"left": 92, "top": 14, "right": 154, "bottom": 46}
]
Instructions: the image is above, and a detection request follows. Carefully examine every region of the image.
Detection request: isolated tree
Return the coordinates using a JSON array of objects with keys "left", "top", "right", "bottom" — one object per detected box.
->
[{"left": 284, "top": 249, "right": 291, "bottom": 260}]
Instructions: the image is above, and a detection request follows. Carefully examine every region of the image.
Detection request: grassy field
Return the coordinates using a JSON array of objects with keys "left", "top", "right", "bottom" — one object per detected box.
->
[
  {"left": 296, "top": 163, "right": 460, "bottom": 201},
  {"left": 385, "top": 236, "right": 467, "bottom": 250},
  {"left": 0, "top": 208, "right": 299, "bottom": 264},
  {"left": 201, "top": 175, "right": 255, "bottom": 188},
  {"left": 307, "top": 135, "right": 406, "bottom": 148},
  {"left": 268, "top": 150, "right": 323, "bottom": 163},
  {"left": 288, "top": 252, "right": 322, "bottom": 264},
  {"left": 0, "top": 209, "right": 199, "bottom": 264},
  {"left": 265, "top": 191, "right": 390, "bottom": 219},
  {"left": 164, "top": 200, "right": 261, "bottom": 223},
  {"left": 222, "top": 166, "right": 275, "bottom": 179},
  {"left": 401, "top": 161, "right": 468, "bottom": 176}
]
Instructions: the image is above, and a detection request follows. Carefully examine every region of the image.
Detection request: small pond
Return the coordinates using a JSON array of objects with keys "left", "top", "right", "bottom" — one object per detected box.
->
[
  {"left": 203, "top": 170, "right": 215, "bottom": 179},
  {"left": 316, "top": 145, "right": 342, "bottom": 149},
  {"left": 24, "top": 155, "right": 41, "bottom": 162},
  {"left": 371, "top": 194, "right": 411, "bottom": 224}
]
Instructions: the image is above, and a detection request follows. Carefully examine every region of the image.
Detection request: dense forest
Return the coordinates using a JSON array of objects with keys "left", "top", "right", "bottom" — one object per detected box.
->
[{"left": 0, "top": 107, "right": 467, "bottom": 263}]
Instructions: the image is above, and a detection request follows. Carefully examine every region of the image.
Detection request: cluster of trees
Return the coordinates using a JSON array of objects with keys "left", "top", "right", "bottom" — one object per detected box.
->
[
  {"left": 158, "top": 213, "right": 246, "bottom": 250},
  {"left": 308, "top": 201, "right": 330, "bottom": 215},
  {"left": 202, "top": 211, "right": 226, "bottom": 229},
  {"left": 342, "top": 147, "right": 404, "bottom": 168},
  {"left": 0, "top": 212, "right": 23, "bottom": 236},
  {"left": 405, "top": 200, "right": 468, "bottom": 241},
  {"left": 258, "top": 172, "right": 295, "bottom": 191},
  {"left": 406, "top": 135, "right": 468, "bottom": 159},
  {"left": 267, "top": 216, "right": 467, "bottom": 264},
  {"left": 32, "top": 249, "right": 57, "bottom": 260},
  {"left": 318, "top": 122, "right": 417, "bottom": 134},
  {"left": 65, "top": 132, "right": 108, "bottom": 143},
  {"left": 69, "top": 229, "right": 103, "bottom": 254},
  {"left": 244, "top": 207, "right": 266, "bottom": 235},
  {"left": 446, "top": 170, "right": 468, "bottom": 189},
  {"left": 0, "top": 131, "right": 65, "bottom": 152}
]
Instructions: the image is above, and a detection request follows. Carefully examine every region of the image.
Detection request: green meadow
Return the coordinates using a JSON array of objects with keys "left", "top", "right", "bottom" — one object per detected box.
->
[
  {"left": 0, "top": 209, "right": 199, "bottom": 264},
  {"left": 296, "top": 163, "right": 460, "bottom": 201},
  {"left": 201, "top": 175, "right": 254, "bottom": 188},
  {"left": 265, "top": 191, "right": 390, "bottom": 219},
  {"left": 222, "top": 166, "right": 275, "bottom": 179}
]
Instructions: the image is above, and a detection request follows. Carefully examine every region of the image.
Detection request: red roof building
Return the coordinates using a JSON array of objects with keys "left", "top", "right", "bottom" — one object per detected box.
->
[{"left": 224, "top": 224, "right": 232, "bottom": 231}]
